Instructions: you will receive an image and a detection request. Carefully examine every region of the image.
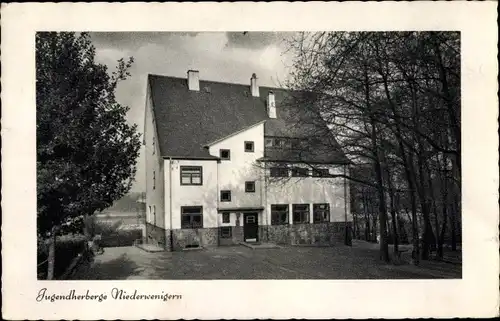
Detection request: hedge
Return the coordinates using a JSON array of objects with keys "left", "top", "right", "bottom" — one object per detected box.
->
[
  {"left": 37, "top": 234, "right": 88, "bottom": 280},
  {"left": 100, "top": 229, "right": 143, "bottom": 247},
  {"left": 91, "top": 220, "right": 142, "bottom": 247}
]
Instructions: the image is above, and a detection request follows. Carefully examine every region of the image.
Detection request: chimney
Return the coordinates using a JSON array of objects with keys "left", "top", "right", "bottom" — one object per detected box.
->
[
  {"left": 267, "top": 91, "right": 276, "bottom": 118},
  {"left": 250, "top": 73, "right": 259, "bottom": 97},
  {"left": 187, "top": 70, "right": 200, "bottom": 91}
]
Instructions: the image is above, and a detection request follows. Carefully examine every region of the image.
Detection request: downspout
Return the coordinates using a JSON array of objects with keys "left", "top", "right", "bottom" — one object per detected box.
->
[
  {"left": 217, "top": 158, "right": 220, "bottom": 246},
  {"left": 169, "top": 157, "right": 173, "bottom": 251},
  {"left": 262, "top": 159, "right": 268, "bottom": 240}
]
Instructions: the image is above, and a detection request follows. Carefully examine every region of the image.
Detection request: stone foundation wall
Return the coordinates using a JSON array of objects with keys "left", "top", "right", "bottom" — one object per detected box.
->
[
  {"left": 265, "top": 225, "right": 291, "bottom": 244},
  {"left": 261, "top": 222, "right": 352, "bottom": 246},
  {"left": 290, "top": 223, "right": 335, "bottom": 245},
  {"left": 146, "top": 222, "right": 352, "bottom": 251},
  {"left": 171, "top": 228, "right": 218, "bottom": 251},
  {"left": 219, "top": 226, "right": 244, "bottom": 246},
  {"left": 145, "top": 222, "right": 172, "bottom": 250}
]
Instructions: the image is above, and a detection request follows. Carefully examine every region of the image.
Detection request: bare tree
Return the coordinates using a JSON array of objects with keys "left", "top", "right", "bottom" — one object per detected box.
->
[{"left": 276, "top": 31, "right": 460, "bottom": 263}]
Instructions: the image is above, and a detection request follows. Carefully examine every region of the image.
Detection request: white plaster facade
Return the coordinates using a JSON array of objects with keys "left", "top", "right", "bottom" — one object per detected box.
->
[
  {"left": 265, "top": 165, "right": 352, "bottom": 225},
  {"left": 163, "top": 159, "right": 219, "bottom": 230},
  {"left": 144, "top": 84, "right": 165, "bottom": 229},
  {"left": 145, "top": 119, "right": 351, "bottom": 231}
]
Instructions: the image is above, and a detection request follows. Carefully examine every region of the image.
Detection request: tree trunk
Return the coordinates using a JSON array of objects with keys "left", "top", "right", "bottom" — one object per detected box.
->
[
  {"left": 362, "top": 190, "right": 370, "bottom": 241},
  {"left": 404, "top": 207, "right": 412, "bottom": 225},
  {"left": 370, "top": 128, "right": 389, "bottom": 261},
  {"left": 398, "top": 217, "right": 408, "bottom": 244},
  {"left": 408, "top": 153, "right": 420, "bottom": 265},
  {"left": 374, "top": 160, "right": 390, "bottom": 262},
  {"left": 377, "top": 60, "right": 420, "bottom": 265},
  {"left": 390, "top": 200, "right": 399, "bottom": 256},
  {"left": 426, "top": 159, "right": 439, "bottom": 258},
  {"left": 413, "top": 91, "right": 434, "bottom": 260},
  {"left": 432, "top": 201, "right": 439, "bottom": 257},
  {"left": 364, "top": 63, "right": 389, "bottom": 262},
  {"left": 437, "top": 141, "right": 450, "bottom": 258},
  {"left": 46, "top": 226, "right": 58, "bottom": 280},
  {"left": 83, "top": 214, "right": 90, "bottom": 238},
  {"left": 83, "top": 214, "right": 96, "bottom": 253},
  {"left": 437, "top": 207, "right": 447, "bottom": 259},
  {"left": 353, "top": 191, "right": 359, "bottom": 240},
  {"left": 450, "top": 201, "right": 457, "bottom": 251},
  {"left": 385, "top": 165, "right": 399, "bottom": 256},
  {"left": 432, "top": 33, "right": 461, "bottom": 175},
  {"left": 371, "top": 202, "right": 378, "bottom": 243}
]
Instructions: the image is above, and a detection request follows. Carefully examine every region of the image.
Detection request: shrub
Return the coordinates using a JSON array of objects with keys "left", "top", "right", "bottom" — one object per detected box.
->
[
  {"left": 91, "top": 219, "right": 142, "bottom": 247},
  {"left": 37, "top": 234, "right": 88, "bottom": 279},
  {"left": 58, "top": 216, "right": 85, "bottom": 235},
  {"left": 100, "top": 229, "right": 143, "bottom": 247}
]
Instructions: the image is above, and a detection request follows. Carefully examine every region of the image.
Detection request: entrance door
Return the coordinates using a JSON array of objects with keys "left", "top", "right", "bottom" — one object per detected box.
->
[{"left": 243, "top": 213, "right": 259, "bottom": 242}]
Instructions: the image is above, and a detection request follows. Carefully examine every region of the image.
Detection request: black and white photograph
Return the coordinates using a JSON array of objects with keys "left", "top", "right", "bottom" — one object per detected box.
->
[
  {"left": 35, "top": 30, "right": 463, "bottom": 281},
  {"left": 2, "top": 2, "right": 498, "bottom": 320}
]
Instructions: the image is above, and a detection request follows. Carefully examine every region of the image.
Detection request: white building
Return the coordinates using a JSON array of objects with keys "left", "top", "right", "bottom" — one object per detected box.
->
[{"left": 144, "top": 70, "right": 352, "bottom": 250}]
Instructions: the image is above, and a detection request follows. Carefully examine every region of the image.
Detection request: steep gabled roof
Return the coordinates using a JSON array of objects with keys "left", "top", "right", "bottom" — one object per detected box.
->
[
  {"left": 147, "top": 74, "right": 348, "bottom": 163},
  {"left": 148, "top": 74, "right": 269, "bottom": 158}
]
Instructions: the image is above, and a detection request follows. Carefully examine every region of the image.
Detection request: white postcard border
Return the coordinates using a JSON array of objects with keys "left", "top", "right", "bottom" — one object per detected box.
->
[{"left": 1, "top": 2, "right": 498, "bottom": 319}]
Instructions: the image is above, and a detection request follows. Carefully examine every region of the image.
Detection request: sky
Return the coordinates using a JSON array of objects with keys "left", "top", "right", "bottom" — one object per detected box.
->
[{"left": 89, "top": 32, "right": 296, "bottom": 193}]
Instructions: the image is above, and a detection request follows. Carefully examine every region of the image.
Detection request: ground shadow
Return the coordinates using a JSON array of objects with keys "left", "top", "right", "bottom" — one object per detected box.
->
[{"left": 73, "top": 253, "right": 143, "bottom": 280}]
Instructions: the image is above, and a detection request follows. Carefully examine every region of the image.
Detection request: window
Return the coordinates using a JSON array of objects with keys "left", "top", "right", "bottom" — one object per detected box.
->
[
  {"left": 220, "top": 190, "right": 231, "bottom": 202},
  {"left": 245, "top": 181, "right": 255, "bottom": 193},
  {"left": 244, "top": 141, "right": 254, "bottom": 152},
  {"left": 220, "top": 149, "right": 231, "bottom": 160},
  {"left": 266, "top": 136, "right": 302, "bottom": 149},
  {"left": 153, "top": 205, "right": 157, "bottom": 225},
  {"left": 220, "top": 227, "right": 232, "bottom": 238},
  {"left": 292, "top": 167, "right": 309, "bottom": 177},
  {"left": 293, "top": 204, "right": 310, "bottom": 224},
  {"left": 152, "top": 136, "right": 155, "bottom": 154},
  {"left": 313, "top": 204, "right": 330, "bottom": 223},
  {"left": 153, "top": 171, "right": 156, "bottom": 189},
  {"left": 271, "top": 204, "right": 289, "bottom": 225},
  {"left": 222, "top": 212, "right": 230, "bottom": 223},
  {"left": 181, "top": 206, "right": 203, "bottom": 229},
  {"left": 312, "top": 168, "right": 329, "bottom": 177},
  {"left": 270, "top": 167, "right": 289, "bottom": 177},
  {"left": 180, "top": 166, "right": 202, "bottom": 185},
  {"left": 274, "top": 138, "right": 286, "bottom": 148},
  {"left": 290, "top": 138, "right": 301, "bottom": 150}
]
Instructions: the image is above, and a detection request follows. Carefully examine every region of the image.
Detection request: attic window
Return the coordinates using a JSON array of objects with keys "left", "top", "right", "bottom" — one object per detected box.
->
[
  {"left": 292, "top": 167, "right": 309, "bottom": 177},
  {"left": 244, "top": 141, "right": 254, "bottom": 152},
  {"left": 220, "top": 149, "right": 231, "bottom": 160},
  {"left": 270, "top": 167, "right": 289, "bottom": 177},
  {"left": 245, "top": 181, "right": 255, "bottom": 193},
  {"left": 312, "top": 168, "right": 329, "bottom": 177},
  {"left": 274, "top": 138, "right": 286, "bottom": 148},
  {"left": 290, "top": 138, "right": 302, "bottom": 150},
  {"left": 220, "top": 190, "right": 231, "bottom": 202}
]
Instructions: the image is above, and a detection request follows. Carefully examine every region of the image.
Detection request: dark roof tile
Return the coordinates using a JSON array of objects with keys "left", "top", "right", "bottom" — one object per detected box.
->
[{"left": 148, "top": 74, "right": 347, "bottom": 163}]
